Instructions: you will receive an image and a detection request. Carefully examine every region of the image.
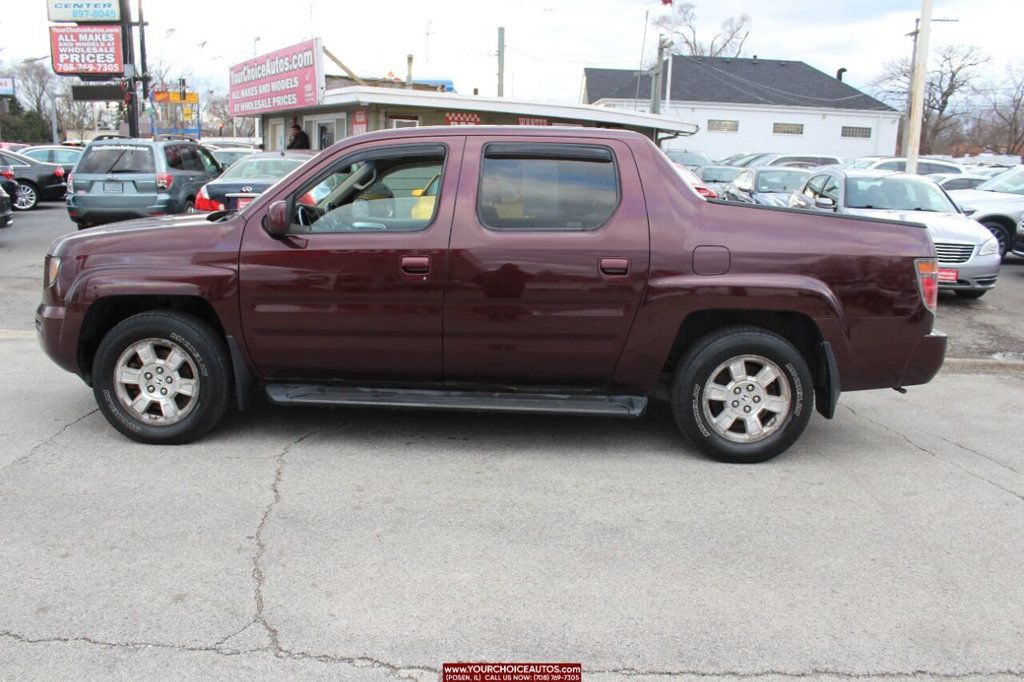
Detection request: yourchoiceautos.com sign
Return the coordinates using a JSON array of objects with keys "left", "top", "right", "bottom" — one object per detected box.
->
[
  {"left": 228, "top": 39, "right": 323, "bottom": 117},
  {"left": 49, "top": 25, "right": 124, "bottom": 76}
]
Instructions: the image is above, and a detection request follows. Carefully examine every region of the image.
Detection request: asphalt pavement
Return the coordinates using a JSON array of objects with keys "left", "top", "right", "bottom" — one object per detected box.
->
[{"left": 1, "top": 205, "right": 1023, "bottom": 680}]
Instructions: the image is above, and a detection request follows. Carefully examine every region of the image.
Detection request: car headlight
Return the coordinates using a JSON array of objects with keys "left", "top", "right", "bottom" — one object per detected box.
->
[
  {"left": 979, "top": 237, "right": 999, "bottom": 257},
  {"left": 45, "top": 256, "right": 61, "bottom": 288}
]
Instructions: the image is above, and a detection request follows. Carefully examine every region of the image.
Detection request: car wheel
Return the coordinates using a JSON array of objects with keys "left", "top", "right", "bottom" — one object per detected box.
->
[
  {"left": 980, "top": 221, "right": 1011, "bottom": 258},
  {"left": 671, "top": 326, "right": 814, "bottom": 463},
  {"left": 956, "top": 289, "right": 987, "bottom": 300},
  {"left": 14, "top": 182, "right": 38, "bottom": 211},
  {"left": 92, "top": 311, "right": 232, "bottom": 444},
  {"left": 184, "top": 200, "right": 196, "bottom": 214}
]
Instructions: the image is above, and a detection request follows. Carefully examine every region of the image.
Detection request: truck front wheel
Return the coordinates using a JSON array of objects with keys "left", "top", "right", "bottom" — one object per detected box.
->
[
  {"left": 92, "top": 311, "right": 232, "bottom": 444},
  {"left": 671, "top": 327, "right": 814, "bottom": 463}
]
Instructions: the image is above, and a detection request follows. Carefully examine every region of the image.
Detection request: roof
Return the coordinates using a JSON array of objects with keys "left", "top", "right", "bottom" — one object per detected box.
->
[
  {"left": 321, "top": 85, "right": 698, "bottom": 135},
  {"left": 316, "top": 124, "right": 656, "bottom": 147},
  {"left": 584, "top": 56, "right": 895, "bottom": 112}
]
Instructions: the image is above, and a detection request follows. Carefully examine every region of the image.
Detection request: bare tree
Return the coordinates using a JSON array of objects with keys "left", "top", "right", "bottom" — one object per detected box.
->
[
  {"left": 873, "top": 45, "right": 989, "bottom": 154},
  {"left": 201, "top": 90, "right": 255, "bottom": 136},
  {"left": 13, "top": 60, "right": 59, "bottom": 117},
  {"left": 981, "top": 64, "right": 1024, "bottom": 154},
  {"left": 654, "top": 3, "right": 751, "bottom": 58}
]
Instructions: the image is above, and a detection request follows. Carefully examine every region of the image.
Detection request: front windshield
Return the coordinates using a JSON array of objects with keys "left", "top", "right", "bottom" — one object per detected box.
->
[
  {"left": 976, "top": 166, "right": 1024, "bottom": 195},
  {"left": 666, "top": 150, "right": 710, "bottom": 166},
  {"left": 847, "top": 159, "right": 877, "bottom": 169},
  {"left": 756, "top": 169, "right": 808, "bottom": 193},
  {"left": 845, "top": 176, "right": 957, "bottom": 212},
  {"left": 221, "top": 157, "right": 305, "bottom": 180},
  {"left": 700, "top": 167, "right": 741, "bottom": 183}
]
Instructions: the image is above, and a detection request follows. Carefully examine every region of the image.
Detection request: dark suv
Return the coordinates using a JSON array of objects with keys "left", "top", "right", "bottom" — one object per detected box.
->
[{"left": 67, "top": 137, "right": 223, "bottom": 228}]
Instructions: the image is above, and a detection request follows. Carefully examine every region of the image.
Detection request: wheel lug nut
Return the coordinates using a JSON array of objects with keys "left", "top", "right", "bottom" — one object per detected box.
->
[
  {"left": 734, "top": 387, "right": 741, "bottom": 394},
  {"left": 744, "top": 406, "right": 752, "bottom": 413},
  {"left": 166, "top": 377, "right": 173, "bottom": 383},
  {"left": 160, "top": 388, "right": 168, "bottom": 396},
  {"left": 747, "top": 384, "right": 754, "bottom": 391},
  {"left": 147, "top": 385, "right": 154, "bottom": 392},
  {"left": 732, "top": 401, "right": 739, "bottom": 408},
  {"left": 145, "top": 373, "right": 152, "bottom": 380},
  {"left": 156, "top": 368, "right": 164, "bottom": 374},
  {"left": 753, "top": 396, "right": 761, "bottom": 403}
]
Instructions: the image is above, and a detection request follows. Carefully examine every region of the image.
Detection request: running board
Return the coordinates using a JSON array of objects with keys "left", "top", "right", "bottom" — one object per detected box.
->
[{"left": 265, "top": 384, "right": 647, "bottom": 418}]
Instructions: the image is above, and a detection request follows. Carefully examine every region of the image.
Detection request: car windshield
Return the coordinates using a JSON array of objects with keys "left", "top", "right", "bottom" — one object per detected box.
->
[
  {"left": 845, "top": 176, "right": 957, "bottom": 212},
  {"left": 700, "top": 167, "right": 741, "bottom": 183},
  {"left": 847, "top": 159, "right": 878, "bottom": 169},
  {"left": 976, "top": 166, "right": 1024, "bottom": 195},
  {"left": 220, "top": 157, "right": 305, "bottom": 180},
  {"left": 666, "top": 150, "right": 711, "bottom": 167},
  {"left": 77, "top": 145, "right": 155, "bottom": 174},
  {"left": 756, "top": 170, "right": 809, "bottom": 193}
]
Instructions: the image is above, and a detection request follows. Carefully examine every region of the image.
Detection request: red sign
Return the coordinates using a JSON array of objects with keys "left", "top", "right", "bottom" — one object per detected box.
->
[
  {"left": 517, "top": 117, "right": 550, "bottom": 126},
  {"left": 228, "top": 39, "right": 322, "bottom": 117},
  {"left": 938, "top": 268, "right": 959, "bottom": 283},
  {"left": 446, "top": 112, "right": 481, "bottom": 126},
  {"left": 352, "top": 109, "right": 369, "bottom": 135},
  {"left": 49, "top": 25, "right": 123, "bottom": 76},
  {"left": 443, "top": 663, "right": 581, "bottom": 682}
]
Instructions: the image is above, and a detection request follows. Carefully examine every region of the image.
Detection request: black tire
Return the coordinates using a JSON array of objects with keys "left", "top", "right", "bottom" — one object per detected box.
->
[
  {"left": 670, "top": 326, "right": 814, "bottom": 464},
  {"left": 92, "top": 311, "right": 232, "bottom": 444},
  {"left": 980, "top": 220, "right": 1011, "bottom": 259},
  {"left": 184, "top": 200, "right": 196, "bottom": 214},
  {"left": 956, "top": 289, "right": 987, "bottom": 299},
  {"left": 14, "top": 181, "right": 39, "bottom": 211}
]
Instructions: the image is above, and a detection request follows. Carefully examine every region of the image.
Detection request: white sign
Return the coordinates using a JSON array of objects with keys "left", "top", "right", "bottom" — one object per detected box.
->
[
  {"left": 0, "top": 77, "right": 14, "bottom": 96},
  {"left": 47, "top": 1, "right": 121, "bottom": 23}
]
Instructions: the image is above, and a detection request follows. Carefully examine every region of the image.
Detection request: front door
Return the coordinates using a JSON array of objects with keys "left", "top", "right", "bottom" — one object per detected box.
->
[
  {"left": 238, "top": 137, "right": 464, "bottom": 383},
  {"left": 443, "top": 136, "right": 650, "bottom": 389}
]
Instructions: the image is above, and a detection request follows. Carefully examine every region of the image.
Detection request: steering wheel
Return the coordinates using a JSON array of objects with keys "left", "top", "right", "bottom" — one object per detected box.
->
[{"left": 295, "top": 203, "right": 323, "bottom": 227}]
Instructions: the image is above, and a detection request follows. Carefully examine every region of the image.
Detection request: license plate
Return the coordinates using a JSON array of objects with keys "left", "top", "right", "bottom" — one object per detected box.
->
[
  {"left": 938, "top": 268, "right": 959, "bottom": 283},
  {"left": 236, "top": 197, "right": 253, "bottom": 209},
  {"left": 102, "top": 181, "right": 123, "bottom": 193}
]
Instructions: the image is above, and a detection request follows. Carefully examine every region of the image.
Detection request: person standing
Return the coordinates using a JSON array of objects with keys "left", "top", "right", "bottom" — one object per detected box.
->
[{"left": 287, "top": 124, "right": 311, "bottom": 149}]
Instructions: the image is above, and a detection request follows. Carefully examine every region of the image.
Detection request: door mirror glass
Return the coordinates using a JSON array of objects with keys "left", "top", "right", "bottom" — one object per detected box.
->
[{"left": 263, "top": 200, "right": 290, "bottom": 237}]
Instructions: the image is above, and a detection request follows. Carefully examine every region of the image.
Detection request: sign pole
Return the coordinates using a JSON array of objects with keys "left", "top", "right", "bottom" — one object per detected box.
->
[{"left": 118, "top": 0, "right": 139, "bottom": 137}]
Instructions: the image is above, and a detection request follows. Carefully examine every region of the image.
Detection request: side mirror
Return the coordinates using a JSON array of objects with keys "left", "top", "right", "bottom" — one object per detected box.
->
[
  {"left": 815, "top": 197, "right": 836, "bottom": 210},
  {"left": 410, "top": 188, "right": 425, "bottom": 197},
  {"left": 262, "top": 200, "right": 290, "bottom": 237}
]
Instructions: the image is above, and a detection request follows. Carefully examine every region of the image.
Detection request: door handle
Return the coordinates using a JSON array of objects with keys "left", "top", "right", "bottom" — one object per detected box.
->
[
  {"left": 401, "top": 256, "right": 430, "bottom": 274},
  {"left": 599, "top": 257, "right": 630, "bottom": 276}
]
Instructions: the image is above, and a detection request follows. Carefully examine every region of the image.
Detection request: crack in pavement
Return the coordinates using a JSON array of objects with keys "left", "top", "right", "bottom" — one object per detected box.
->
[
  {"left": 843, "top": 405, "right": 1024, "bottom": 504},
  {"left": 1, "top": 408, "right": 99, "bottom": 473},
  {"left": 588, "top": 667, "right": 1024, "bottom": 678}
]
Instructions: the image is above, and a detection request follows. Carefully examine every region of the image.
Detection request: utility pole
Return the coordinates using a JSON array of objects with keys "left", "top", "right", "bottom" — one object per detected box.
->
[
  {"left": 900, "top": 14, "right": 957, "bottom": 154},
  {"left": 117, "top": 0, "right": 139, "bottom": 137},
  {"left": 904, "top": 0, "right": 932, "bottom": 174},
  {"left": 137, "top": 0, "right": 149, "bottom": 99},
  {"left": 650, "top": 35, "right": 668, "bottom": 114},
  {"left": 664, "top": 41, "right": 674, "bottom": 113},
  {"left": 497, "top": 27, "right": 506, "bottom": 97}
]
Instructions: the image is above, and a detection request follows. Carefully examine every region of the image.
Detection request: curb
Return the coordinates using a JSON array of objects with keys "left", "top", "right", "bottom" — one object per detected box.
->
[{"left": 940, "top": 357, "right": 1024, "bottom": 375}]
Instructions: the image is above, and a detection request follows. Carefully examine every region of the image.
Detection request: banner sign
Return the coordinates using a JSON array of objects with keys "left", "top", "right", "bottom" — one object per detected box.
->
[
  {"left": 352, "top": 109, "right": 369, "bottom": 135},
  {"left": 49, "top": 25, "right": 124, "bottom": 76},
  {"left": 154, "top": 90, "right": 199, "bottom": 104},
  {"left": 228, "top": 38, "right": 323, "bottom": 117},
  {"left": 517, "top": 117, "right": 550, "bottom": 126},
  {"left": 47, "top": 0, "right": 120, "bottom": 22},
  {"left": 446, "top": 112, "right": 481, "bottom": 125},
  {"left": 0, "top": 77, "right": 15, "bottom": 96}
]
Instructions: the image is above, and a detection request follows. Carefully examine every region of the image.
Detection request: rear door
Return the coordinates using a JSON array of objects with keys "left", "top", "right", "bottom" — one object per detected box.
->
[{"left": 443, "top": 136, "right": 650, "bottom": 389}]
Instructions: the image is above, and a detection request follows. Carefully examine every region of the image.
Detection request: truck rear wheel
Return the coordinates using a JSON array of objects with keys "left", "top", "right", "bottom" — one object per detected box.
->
[
  {"left": 671, "top": 327, "right": 813, "bottom": 463},
  {"left": 92, "top": 311, "right": 232, "bottom": 444}
]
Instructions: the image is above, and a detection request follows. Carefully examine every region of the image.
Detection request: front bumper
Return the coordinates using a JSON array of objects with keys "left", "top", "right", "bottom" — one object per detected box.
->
[
  {"left": 937, "top": 253, "right": 1001, "bottom": 291},
  {"left": 36, "top": 303, "right": 79, "bottom": 376},
  {"left": 900, "top": 330, "right": 948, "bottom": 387}
]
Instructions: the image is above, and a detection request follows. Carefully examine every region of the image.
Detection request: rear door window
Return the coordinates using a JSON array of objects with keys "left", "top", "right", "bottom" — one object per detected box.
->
[
  {"left": 77, "top": 145, "right": 156, "bottom": 174},
  {"left": 180, "top": 147, "right": 205, "bottom": 172}
]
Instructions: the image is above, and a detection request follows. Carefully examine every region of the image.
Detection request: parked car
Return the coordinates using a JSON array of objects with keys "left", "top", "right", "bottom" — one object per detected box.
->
[
  {"left": 37, "top": 126, "right": 947, "bottom": 463},
  {"left": 67, "top": 137, "right": 223, "bottom": 228},
  {"left": 696, "top": 165, "right": 742, "bottom": 195},
  {"left": 0, "top": 184, "right": 12, "bottom": 228},
  {"left": 929, "top": 174, "right": 988, "bottom": 191},
  {"left": 671, "top": 162, "right": 717, "bottom": 199},
  {"left": 19, "top": 145, "right": 85, "bottom": 166},
  {"left": 0, "top": 142, "right": 28, "bottom": 152},
  {"left": 790, "top": 169, "right": 1000, "bottom": 298},
  {"left": 724, "top": 167, "right": 810, "bottom": 206},
  {"left": 0, "top": 150, "right": 71, "bottom": 210},
  {"left": 1, "top": 165, "right": 19, "bottom": 203},
  {"left": 846, "top": 156, "right": 966, "bottom": 175},
  {"left": 210, "top": 147, "right": 255, "bottom": 170},
  {"left": 715, "top": 153, "right": 748, "bottom": 165},
  {"left": 664, "top": 149, "right": 714, "bottom": 170},
  {"left": 947, "top": 165, "right": 1024, "bottom": 258},
  {"left": 967, "top": 166, "right": 1016, "bottom": 179},
  {"left": 195, "top": 150, "right": 314, "bottom": 212},
  {"left": 742, "top": 153, "right": 842, "bottom": 169}
]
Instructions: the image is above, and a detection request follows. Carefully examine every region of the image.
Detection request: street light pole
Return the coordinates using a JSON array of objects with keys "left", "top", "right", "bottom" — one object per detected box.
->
[
  {"left": 905, "top": 0, "right": 932, "bottom": 175},
  {"left": 901, "top": 15, "right": 957, "bottom": 154}
]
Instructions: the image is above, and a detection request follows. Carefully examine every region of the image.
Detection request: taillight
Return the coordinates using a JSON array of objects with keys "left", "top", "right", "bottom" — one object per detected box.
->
[
  {"left": 54, "top": 166, "right": 65, "bottom": 179},
  {"left": 66, "top": 172, "right": 75, "bottom": 193},
  {"left": 156, "top": 172, "right": 173, "bottom": 191},
  {"left": 194, "top": 184, "right": 224, "bottom": 212},
  {"left": 0, "top": 167, "right": 13, "bottom": 181},
  {"left": 915, "top": 258, "right": 938, "bottom": 313}
]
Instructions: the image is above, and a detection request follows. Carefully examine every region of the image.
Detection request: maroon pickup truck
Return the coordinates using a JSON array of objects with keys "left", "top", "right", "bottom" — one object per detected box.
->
[{"left": 37, "top": 127, "right": 946, "bottom": 462}]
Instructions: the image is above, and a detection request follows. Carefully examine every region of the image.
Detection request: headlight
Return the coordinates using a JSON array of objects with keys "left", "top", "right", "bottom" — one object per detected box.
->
[
  {"left": 979, "top": 237, "right": 999, "bottom": 257},
  {"left": 45, "top": 256, "right": 61, "bottom": 288}
]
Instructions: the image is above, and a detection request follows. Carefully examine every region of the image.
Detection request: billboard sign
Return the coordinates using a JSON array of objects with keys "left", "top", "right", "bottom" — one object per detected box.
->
[
  {"left": 0, "top": 77, "right": 15, "bottom": 96},
  {"left": 228, "top": 39, "right": 323, "bottom": 117},
  {"left": 47, "top": 1, "right": 120, "bottom": 22},
  {"left": 49, "top": 25, "right": 124, "bottom": 76}
]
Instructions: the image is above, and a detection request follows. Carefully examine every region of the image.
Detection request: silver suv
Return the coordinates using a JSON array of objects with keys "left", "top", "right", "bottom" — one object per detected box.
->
[{"left": 67, "top": 137, "right": 223, "bottom": 228}]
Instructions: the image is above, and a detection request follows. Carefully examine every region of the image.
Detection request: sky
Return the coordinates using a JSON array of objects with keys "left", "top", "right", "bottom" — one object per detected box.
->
[{"left": 1, "top": 0, "right": 1022, "bottom": 105}]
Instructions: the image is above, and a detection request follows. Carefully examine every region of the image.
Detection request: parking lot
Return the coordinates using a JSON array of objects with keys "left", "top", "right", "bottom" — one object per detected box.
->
[{"left": 2, "top": 206, "right": 1024, "bottom": 680}]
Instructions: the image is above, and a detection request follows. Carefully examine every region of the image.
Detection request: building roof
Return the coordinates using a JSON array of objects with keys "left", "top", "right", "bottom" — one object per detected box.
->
[
  {"left": 584, "top": 56, "right": 896, "bottom": 112},
  {"left": 321, "top": 85, "right": 699, "bottom": 135}
]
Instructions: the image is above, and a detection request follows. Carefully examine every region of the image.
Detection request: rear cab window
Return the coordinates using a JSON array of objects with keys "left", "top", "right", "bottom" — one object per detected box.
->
[
  {"left": 77, "top": 145, "right": 156, "bottom": 174},
  {"left": 477, "top": 143, "right": 619, "bottom": 231}
]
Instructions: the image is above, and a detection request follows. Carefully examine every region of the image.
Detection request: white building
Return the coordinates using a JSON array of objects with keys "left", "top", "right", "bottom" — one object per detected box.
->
[{"left": 583, "top": 56, "right": 900, "bottom": 160}]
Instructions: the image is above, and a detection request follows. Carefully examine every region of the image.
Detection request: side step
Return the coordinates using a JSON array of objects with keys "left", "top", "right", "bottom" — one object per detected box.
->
[{"left": 265, "top": 384, "right": 647, "bottom": 418}]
